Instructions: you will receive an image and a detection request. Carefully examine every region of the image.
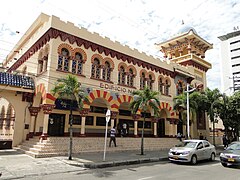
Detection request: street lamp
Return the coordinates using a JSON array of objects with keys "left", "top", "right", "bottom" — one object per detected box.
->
[{"left": 186, "top": 84, "right": 196, "bottom": 139}]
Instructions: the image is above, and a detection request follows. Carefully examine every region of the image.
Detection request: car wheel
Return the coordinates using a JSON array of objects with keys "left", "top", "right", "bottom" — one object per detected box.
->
[
  {"left": 210, "top": 153, "right": 215, "bottom": 161},
  {"left": 191, "top": 155, "right": 197, "bottom": 165},
  {"left": 221, "top": 162, "right": 227, "bottom": 167}
]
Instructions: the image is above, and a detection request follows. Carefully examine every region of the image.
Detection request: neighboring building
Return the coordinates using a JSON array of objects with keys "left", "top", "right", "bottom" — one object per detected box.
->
[
  {"left": 1, "top": 13, "right": 213, "bottom": 147},
  {"left": 218, "top": 29, "right": 240, "bottom": 95}
]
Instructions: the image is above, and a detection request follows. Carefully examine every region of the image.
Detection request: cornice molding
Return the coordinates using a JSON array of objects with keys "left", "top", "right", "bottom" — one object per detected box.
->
[{"left": 7, "top": 28, "right": 175, "bottom": 77}]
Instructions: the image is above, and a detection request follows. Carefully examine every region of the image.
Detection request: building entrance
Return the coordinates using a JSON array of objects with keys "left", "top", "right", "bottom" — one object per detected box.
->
[
  {"left": 158, "top": 118, "right": 165, "bottom": 137},
  {"left": 48, "top": 113, "right": 65, "bottom": 136}
]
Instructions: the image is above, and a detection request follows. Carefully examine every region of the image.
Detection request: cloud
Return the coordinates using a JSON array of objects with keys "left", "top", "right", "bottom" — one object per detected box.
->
[{"left": 0, "top": 0, "right": 240, "bottom": 91}]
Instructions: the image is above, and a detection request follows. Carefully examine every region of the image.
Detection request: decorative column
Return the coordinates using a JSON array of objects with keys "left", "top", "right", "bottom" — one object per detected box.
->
[
  {"left": 79, "top": 108, "right": 90, "bottom": 137},
  {"left": 40, "top": 104, "right": 55, "bottom": 140},
  {"left": 151, "top": 116, "right": 158, "bottom": 137},
  {"left": 168, "top": 118, "right": 175, "bottom": 137},
  {"left": 132, "top": 114, "right": 141, "bottom": 137},
  {"left": 111, "top": 111, "right": 118, "bottom": 129},
  {"left": 173, "top": 119, "right": 178, "bottom": 137},
  {"left": 28, "top": 106, "right": 41, "bottom": 138}
]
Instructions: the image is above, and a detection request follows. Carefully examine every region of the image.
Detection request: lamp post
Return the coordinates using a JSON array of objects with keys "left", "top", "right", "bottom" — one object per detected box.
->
[{"left": 186, "top": 84, "right": 196, "bottom": 139}]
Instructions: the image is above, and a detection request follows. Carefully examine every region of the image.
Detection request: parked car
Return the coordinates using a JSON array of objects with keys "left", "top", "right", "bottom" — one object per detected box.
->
[
  {"left": 220, "top": 141, "right": 240, "bottom": 167},
  {"left": 168, "top": 139, "right": 216, "bottom": 165}
]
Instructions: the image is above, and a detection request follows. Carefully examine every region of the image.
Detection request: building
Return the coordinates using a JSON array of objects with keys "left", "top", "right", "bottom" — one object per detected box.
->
[
  {"left": 218, "top": 29, "right": 240, "bottom": 95},
  {"left": 1, "top": 13, "right": 212, "bottom": 148}
]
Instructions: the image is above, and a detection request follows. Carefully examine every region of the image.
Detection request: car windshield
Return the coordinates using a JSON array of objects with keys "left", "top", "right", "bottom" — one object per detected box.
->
[
  {"left": 176, "top": 141, "right": 197, "bottom": 148},
  {"left": 227, "top": 143, "right": 240, "bottom": 150}
]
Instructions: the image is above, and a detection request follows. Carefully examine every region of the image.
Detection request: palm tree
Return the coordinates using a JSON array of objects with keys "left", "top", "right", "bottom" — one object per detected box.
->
[
  {"left": 51, "top": 74, "right": 88, "bottom": 160},
  {"left": 173, "top": 91, "right": 198, "bottom": 138},
  {"left": 130, "top": 87, "right": 160, "bottom": 155}
]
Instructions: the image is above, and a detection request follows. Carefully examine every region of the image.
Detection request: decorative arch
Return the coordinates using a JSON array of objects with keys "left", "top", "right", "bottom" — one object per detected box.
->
[
  {"left": 118, "top": 62, "right": 127, "bottom": 70},
  {"left": 103, "top": 57, "right": 114, "bottom": 69},
  {"left": 91, "top": 54, "right": 104, "bottom": 64},
  {"left": 159, "top": 102, "right": 177, "bottom": 118},
  {"left": 158, "top": 75, "right": 164, "bottom": 81},
  {"left": 164, "top": 77, "right": 172, "bottom": 86},
  {"left": 139, "top": 69, "right": 147, "bottom": 76},
  {"left": 126, "top": 65, "right": 137, "bottom": 76},
  {"left": 57, "top": 43, "right": 74, "bottom": 56},
  {"left": 73, "top": 48, "right": 87, "bottom": 63},
  {"left": 87, "top": 89, "right": 113, "bottom": 107},
  {"left": 114, "top": 95, "right": 133, "bottom": 109},
  {"left": 148, "top": 72, "right": 156, "bottom": 81},
  {"left": 35, "top": 83, "right": 56, "bottom": 105}
]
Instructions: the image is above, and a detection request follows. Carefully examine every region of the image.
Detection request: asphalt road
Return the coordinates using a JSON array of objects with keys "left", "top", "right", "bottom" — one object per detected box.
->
[{"left": 22, "top": 158, "right": 240, "bottom": 180}]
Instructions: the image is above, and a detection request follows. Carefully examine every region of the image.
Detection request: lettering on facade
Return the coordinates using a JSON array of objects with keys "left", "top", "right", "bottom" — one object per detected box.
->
[{"left": 100, "top": 83, "right": 133, "bottom": 94}]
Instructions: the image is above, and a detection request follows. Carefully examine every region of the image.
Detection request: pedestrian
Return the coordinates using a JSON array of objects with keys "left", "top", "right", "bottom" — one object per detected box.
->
[
  {"left": 177, "top": 132, "right": 182, "bottom": 141},
  {"left": 109, "top": 126, "right": 117, "bottom": 147},
  {"left": 222, "top": 135, "right": 228, "bottom": 149},
  {"left": 199, "top": 133, "right": 204, "bottom": 140},
  {"left": 122, "top": 123, "right": 127, "bottom": 137}
]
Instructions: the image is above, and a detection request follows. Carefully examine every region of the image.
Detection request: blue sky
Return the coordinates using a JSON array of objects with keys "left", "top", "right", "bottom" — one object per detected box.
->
[{"left": 0, "top": 0, "right": 240, "bottom": 90}]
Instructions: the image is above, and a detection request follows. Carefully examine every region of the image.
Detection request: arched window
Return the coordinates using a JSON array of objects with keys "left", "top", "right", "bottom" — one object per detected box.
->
[
  {"left": 102, "top": 61, "right": 111, "bottom": 81},
  {"left": 165, "top": 79, "right": 170, "bottom": 95},
  {"left": 177, "top": 81, "right": 184, "bottom": 95},
  {"left": 72, "top": 52, "right": 83, "bottom": 75},
  {"left": 148, "top": 75, "right": 153, "bottom": 90},
  {"left": 91, "top": 58, "right": 101, "bottom": 79},
  {"left": 158, "top": 78, "right": 164, "bottom": 94},
  {"left": 118, "top": 66, "right": 126, "bottom": 85},
  {"left": 57, "top": 48, "right": 69, "bottom": 72},
  {"left": 140, "top": 72, "right": 146, "bottom": 89},
  {"left": 127, "top": 68, "right": 134, "bottom": 87}
]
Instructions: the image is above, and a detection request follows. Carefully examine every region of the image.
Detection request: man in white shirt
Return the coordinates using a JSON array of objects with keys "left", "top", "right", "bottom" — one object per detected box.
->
[{"left": 109, "top": 126, "right": 117, "bottom": 147}]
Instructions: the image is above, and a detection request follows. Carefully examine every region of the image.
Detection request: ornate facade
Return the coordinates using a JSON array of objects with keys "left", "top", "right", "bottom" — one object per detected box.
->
[{"left": 1, "top": 14, "right": 213, "bottom": 146}]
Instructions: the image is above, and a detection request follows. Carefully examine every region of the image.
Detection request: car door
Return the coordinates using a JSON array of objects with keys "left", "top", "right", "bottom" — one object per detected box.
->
[
  {"left": 195, "top": 142, "right": 205, "bottom": 160},
  {"left": 203, "top": 141, "right": 211, "bottom": 159}
]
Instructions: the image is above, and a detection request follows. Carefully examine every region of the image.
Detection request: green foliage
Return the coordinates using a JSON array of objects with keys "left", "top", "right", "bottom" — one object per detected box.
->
[
  {"left": 51, "top": 74, "right": 89, "bottom": 110},
  {"left": 130, "top": 87, "right": 161, "bottom": 115}
]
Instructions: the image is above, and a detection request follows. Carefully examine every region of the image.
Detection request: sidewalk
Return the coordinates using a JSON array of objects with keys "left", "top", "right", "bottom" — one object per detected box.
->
[
  {"left": 61, "top": 149, "right": 169, "bottom": 169},
  {"left": 0, "top": 145, "right": 225, "bottom": 179}
]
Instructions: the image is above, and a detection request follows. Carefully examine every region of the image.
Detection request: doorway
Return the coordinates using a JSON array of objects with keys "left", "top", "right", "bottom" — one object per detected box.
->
[
  {"left": 48, "top": 113, "right": 65, "bottom": 136},
  {"left": 158, "top": 118, "right": 165, "bottom": 137}
]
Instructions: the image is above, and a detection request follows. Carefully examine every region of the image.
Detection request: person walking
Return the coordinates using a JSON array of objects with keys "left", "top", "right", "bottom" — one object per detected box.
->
[
  {"left": 109, "top": 126, "right": 117, "bottom": 147},
  {"left": 177, "top": 132, "right": 182, "bottom": 141},
  {"left": 222, "top": 135, "right": 228, "bottom": 149}
]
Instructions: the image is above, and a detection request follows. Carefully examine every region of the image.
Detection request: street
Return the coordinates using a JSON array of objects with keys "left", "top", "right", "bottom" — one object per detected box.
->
[{"left": 21, "top": 158, "right": 240, "bottom": 180}]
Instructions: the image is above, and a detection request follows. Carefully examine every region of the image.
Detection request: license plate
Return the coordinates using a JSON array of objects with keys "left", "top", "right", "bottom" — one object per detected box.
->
[
  {"left": 173, "top": 156, "right": 179, "bottom": 159},
  {"left": 228, "top": 158, "right": 235, "bottom": 162}
]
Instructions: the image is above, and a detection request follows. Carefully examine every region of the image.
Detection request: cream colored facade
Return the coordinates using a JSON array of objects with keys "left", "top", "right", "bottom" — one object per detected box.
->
[{"left": 1, "top": 14, "right": 213, "bottom": 147}]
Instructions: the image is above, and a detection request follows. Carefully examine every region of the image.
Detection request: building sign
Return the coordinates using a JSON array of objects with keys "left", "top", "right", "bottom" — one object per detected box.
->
[{"left": 100, "top": 83, "right": 134, "bottom": 94}]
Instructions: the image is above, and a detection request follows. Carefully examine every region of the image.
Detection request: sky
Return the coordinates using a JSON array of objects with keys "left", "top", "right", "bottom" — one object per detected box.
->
[{"left": 0, "top": 0, "right": 240, "bottom": 91}]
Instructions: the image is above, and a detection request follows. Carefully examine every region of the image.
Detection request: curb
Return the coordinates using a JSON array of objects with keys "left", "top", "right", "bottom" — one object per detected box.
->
[{"left": 77, "top": 157, "right": 169, "bottom": 169}]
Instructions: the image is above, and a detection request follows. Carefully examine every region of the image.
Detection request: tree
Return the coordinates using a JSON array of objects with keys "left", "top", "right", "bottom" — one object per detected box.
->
[
  {"left": 51, "top": 74, "right": 88, "bottom": 160},
  {"left": 130, "top": 87, "right": 160, "bottom": 155},
  {"left": 202, "top": 88, "right": 222, "bottom": 145},
  {"left": 217, "top": 91, "right": 240, "bottom": 141},
  {"left": 173, "top": 91, "right": 198, "bottom": 138}
]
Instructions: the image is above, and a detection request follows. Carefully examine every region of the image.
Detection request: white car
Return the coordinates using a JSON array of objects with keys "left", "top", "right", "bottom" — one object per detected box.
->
[{"left": 168, "top": 139, "right": 216, "bottom": 165}]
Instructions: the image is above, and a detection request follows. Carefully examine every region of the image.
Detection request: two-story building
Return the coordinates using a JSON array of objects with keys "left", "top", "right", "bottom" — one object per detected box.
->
[{"left": 1, "top": 13, "right": 212, "bottom": 147}]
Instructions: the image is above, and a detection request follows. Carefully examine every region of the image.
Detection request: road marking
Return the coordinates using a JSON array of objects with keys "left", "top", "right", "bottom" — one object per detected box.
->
[{"left": 138, "top": 176, "right": 154, "bottom": 180}]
